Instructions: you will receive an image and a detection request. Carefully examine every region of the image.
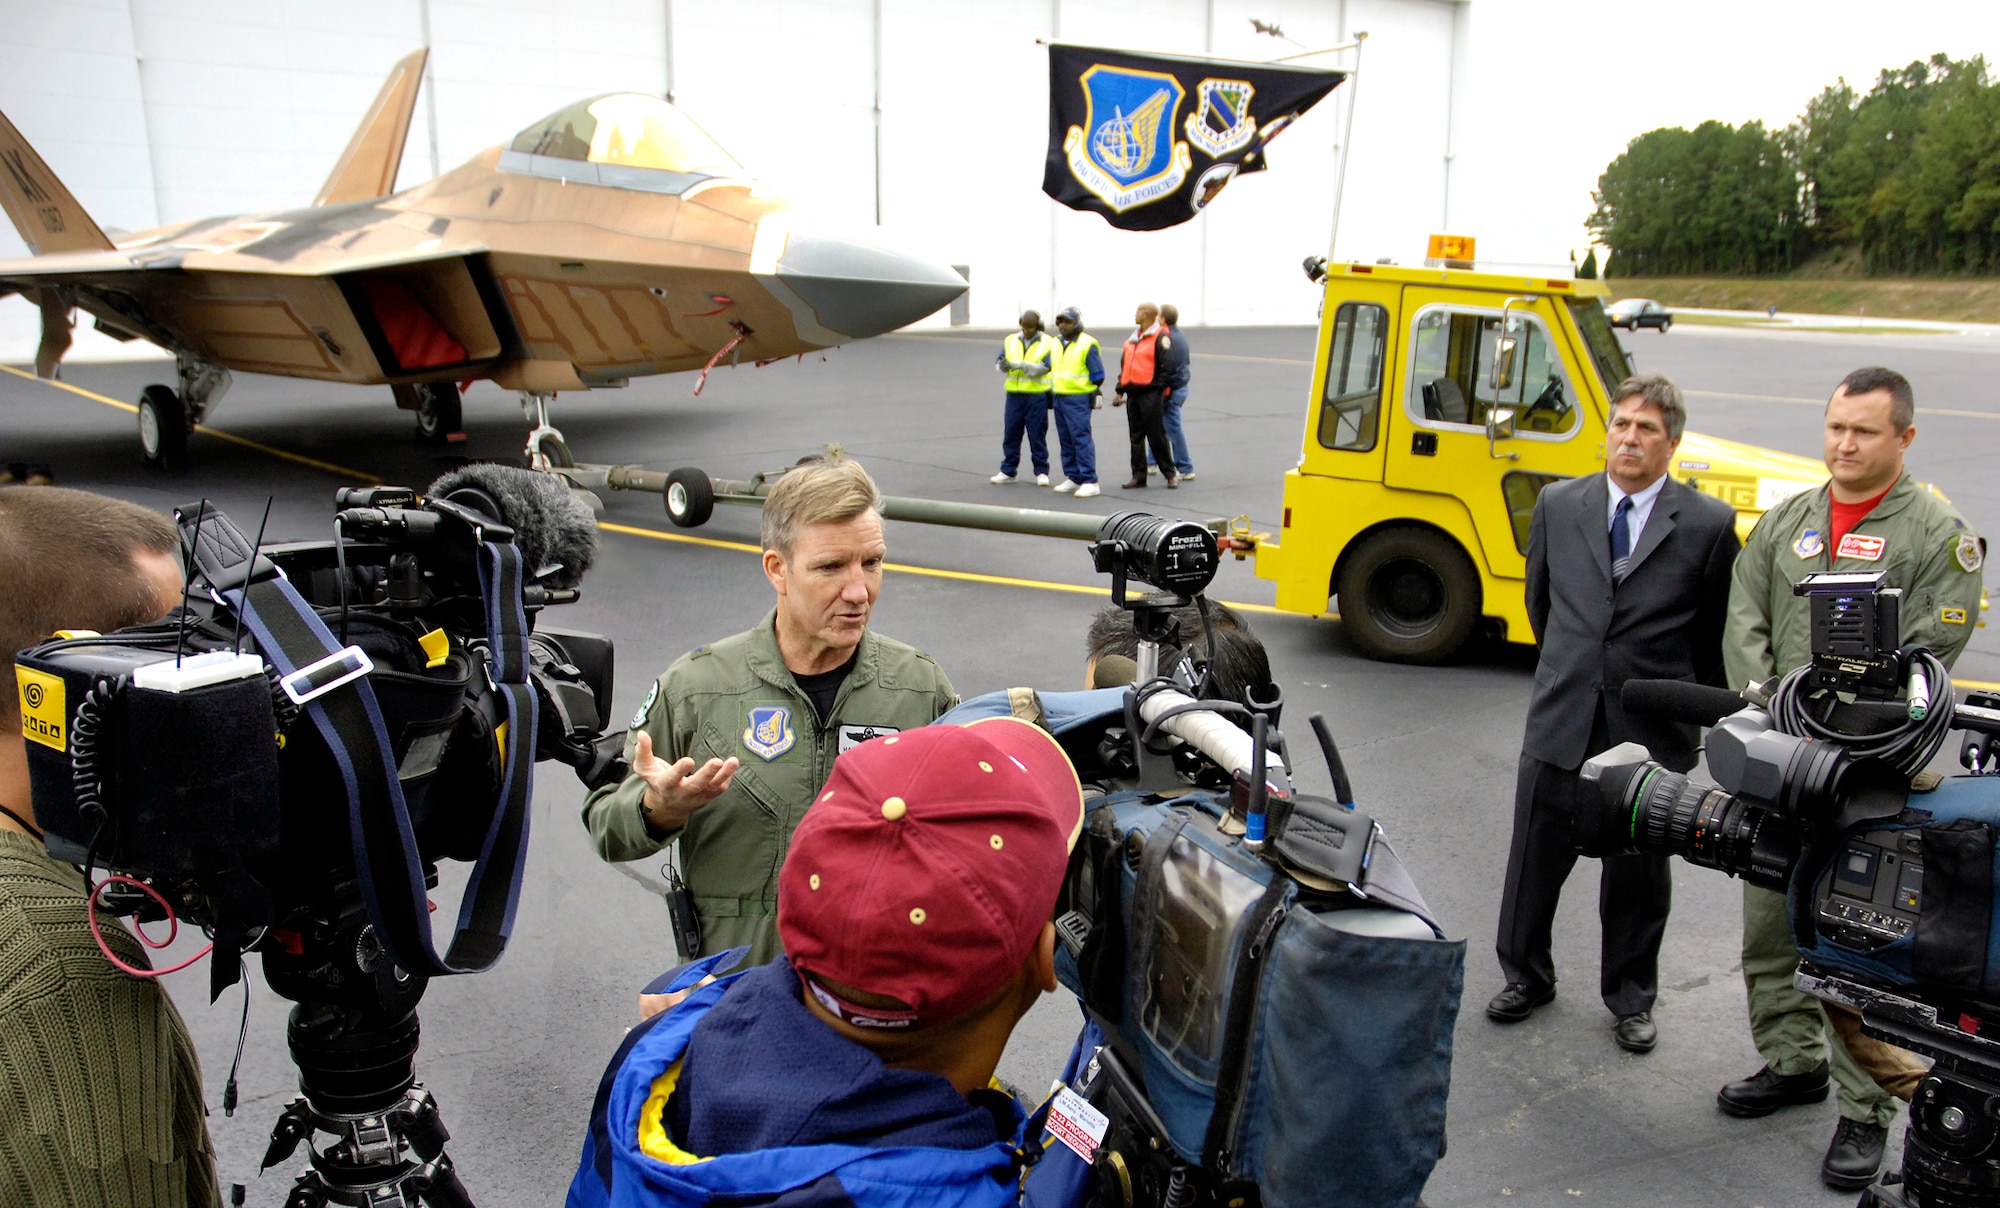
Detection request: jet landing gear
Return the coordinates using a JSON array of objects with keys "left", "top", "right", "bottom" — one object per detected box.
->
[
  {"left": 137, "top": 356, "right": 232, "bottom": 470},
  {"left": 394, "top": 382, "right": 466, "bottom": 444},
  {"left": 519, "top": 391, "right": 572, "bottom": 471}
]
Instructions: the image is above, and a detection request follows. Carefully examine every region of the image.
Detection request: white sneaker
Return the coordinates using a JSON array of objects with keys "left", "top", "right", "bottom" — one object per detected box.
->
[
  {"left": 990, "top": 472, "right": 1017, "bottom": 485},
  {"left": 1177, "top": 471, "right": 1195, "bottom": 482},
  {"left": 1053, "top": 479, "right": 1078, "bottom": 493},
  {"left": 1035, "top": 473, "right": 1051, "bottom": 486},
  {"left": 1146, "top": 465, "right": 1159, "bottom": 476},
  {"left": 1074, "top": 482, "right": 1101, "bottom": 498}
]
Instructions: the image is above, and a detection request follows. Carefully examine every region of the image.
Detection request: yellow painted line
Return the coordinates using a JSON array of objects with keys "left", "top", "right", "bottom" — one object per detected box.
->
[
  {"left": 0, "top": 363, "right": 380, "bottom": 479},
  {"left": 596, "top": 520, "right": 764, "bottom": 555},
  {"left": 598, "top": 517, "right": 1289, "bottom": 613},
  {"left": 1686, "top": 386, "right": 2000, "bottom": 422},
  {"left": 1960, "top": 679, "right": 2000, "bottom": 692}
]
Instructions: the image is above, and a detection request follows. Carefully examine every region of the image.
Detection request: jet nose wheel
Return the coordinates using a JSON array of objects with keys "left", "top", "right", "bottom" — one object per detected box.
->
[
  {"left": 664, "top": 468, "right": 715, "bottom": 528},
  {"left": 413, "top": 383, "right": 465, "bottom": 443},
  {"left": 137, "top": 385, "right": 189, "bottom": 469}
]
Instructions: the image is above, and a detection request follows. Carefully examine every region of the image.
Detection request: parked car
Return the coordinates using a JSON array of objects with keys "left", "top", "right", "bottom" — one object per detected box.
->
[{"left": 1606, "top": 298, "right": 1673, "bottom": 331}]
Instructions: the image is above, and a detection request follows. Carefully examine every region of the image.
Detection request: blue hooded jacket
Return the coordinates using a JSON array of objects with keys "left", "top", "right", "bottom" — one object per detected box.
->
[{"left": 569, "top": 951, "right": 1031, "bottom": 1208}]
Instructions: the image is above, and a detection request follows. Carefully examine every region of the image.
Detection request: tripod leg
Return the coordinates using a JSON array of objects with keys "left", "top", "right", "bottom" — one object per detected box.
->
[{"left": 408, "top": 1151, "right": 473, "bottom": 1208}]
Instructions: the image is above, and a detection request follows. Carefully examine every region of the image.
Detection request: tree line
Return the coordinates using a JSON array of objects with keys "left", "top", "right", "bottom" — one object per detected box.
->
[{"left": 1589, "top": 54, "right": 2000, "bottom": 276}]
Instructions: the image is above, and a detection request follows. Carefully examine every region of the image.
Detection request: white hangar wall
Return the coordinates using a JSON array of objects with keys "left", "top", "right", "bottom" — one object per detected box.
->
[{"left": 0, "top": 0, "right": 1472, "bottom": 363}]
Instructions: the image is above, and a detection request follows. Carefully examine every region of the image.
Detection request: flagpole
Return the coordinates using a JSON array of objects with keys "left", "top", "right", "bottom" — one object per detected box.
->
[{"left": 1319, "top": 32, "right": 1367, "bottom": 262}]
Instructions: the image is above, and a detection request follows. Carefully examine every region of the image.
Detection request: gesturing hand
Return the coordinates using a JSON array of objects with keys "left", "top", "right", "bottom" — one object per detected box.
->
[{"left": 634, "top": 731, "right": 738, "bottom": 832}]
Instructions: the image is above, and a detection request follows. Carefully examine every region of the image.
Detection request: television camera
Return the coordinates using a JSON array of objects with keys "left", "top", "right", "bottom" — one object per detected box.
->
[
  {"left": 14, "top": 465, "right": 619, "bottom": 1208},
  {"left": 1577, "top": 571, "right": 2000, "bottom": 1208},
  {"left": 1013, "top": 513, "right": 1462, "bottom": 1208}
]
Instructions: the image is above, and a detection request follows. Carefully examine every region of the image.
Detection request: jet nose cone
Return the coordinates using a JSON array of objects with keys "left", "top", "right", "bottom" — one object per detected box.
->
[{"left": 773, "top": 229, "right": 966, "bottom": 340}]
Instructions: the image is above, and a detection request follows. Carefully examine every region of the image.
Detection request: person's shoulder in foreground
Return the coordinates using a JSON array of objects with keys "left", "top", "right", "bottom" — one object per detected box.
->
[{"left": 569, "top": 718, "right": 1084, "bottom": 1208}]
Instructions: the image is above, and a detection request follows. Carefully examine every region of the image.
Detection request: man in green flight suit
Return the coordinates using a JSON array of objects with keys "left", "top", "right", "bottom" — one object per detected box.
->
[
  {"left": 581, "top": 457, "right": 959, "bottom": 965},
  {"left": 1718, "top": 366, "right": 1985, "bottom": 1192}
]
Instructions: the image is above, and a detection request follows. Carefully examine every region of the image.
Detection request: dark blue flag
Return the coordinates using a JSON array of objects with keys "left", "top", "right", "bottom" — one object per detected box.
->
[{"left": 1043, "top": 43, "right": 1344, "bottom": 231}]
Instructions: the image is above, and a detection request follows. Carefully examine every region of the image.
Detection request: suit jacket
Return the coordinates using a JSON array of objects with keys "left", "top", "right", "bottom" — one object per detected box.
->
[{"left": 1521, "top": 473, "right": 1740, "bottom": 773}]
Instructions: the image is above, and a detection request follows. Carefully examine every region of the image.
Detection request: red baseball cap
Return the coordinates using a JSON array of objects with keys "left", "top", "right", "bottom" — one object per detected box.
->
[{"left": 778, "top": 717, "right": 1085, "bottom": 1030}]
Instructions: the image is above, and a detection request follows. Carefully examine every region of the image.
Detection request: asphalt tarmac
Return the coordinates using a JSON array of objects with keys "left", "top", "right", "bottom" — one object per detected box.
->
[{"left": 6, "top": 318, "right": 2000, "bottom": 1207}]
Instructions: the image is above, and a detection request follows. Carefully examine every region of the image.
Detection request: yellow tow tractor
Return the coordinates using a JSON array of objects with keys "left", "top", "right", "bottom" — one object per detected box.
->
[{"left": 1237, "top": 236, "right": 1829, "bottom": 663}]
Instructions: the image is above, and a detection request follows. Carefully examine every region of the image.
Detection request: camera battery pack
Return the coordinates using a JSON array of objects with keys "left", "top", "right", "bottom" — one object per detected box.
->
[{"left": 18, "top": 640, "right": 281, "bottom": 877}]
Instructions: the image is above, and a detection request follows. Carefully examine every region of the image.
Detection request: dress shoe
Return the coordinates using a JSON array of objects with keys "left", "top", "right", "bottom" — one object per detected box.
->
[
  {"left": 1164, "top": 475, "right": 1178, "bottom": 489},
  {"left": 1716, "top": 1061, "right": 1830, "bottom": 1117},
  {"left": 1485, "top": 982, "right": 1555, "bottom": 1023},
  {"left": 1121, "top": 478, "right": 1147, "bottom": 489},
  {"left": 1074, "top": 483, "right": 1101, "bottom": 498},
  {"left": 1035, "top": 473, "right": 1051, "bottom": 486},
  {"left": 1821, "top": 1116, "right": 1887, "bottom": 1190},
  {"left": 1612, "top": 1011, "right": 1656, "bottom": 1053}
]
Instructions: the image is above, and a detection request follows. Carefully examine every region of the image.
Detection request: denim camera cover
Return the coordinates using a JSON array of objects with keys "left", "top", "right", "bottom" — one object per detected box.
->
[
  {"left": 1082, "top": 790, "right": 1463, "bottom": 1208},
  {"left": 1791, "top": 774, "right": 2000, "bottom": 1006}
]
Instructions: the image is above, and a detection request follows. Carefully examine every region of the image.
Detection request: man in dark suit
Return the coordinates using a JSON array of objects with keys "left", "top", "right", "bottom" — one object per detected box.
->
[{"left": 1488, "top": 372, "right": 1741, "bottom": 1053}]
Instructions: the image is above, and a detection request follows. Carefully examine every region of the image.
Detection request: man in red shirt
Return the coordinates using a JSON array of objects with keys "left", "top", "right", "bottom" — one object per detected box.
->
[{"left": 1720, "top": 366, "right": 1985, "bottom": 1191}]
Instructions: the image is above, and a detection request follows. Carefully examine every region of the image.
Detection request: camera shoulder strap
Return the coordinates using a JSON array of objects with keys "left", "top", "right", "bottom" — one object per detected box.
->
[{"left": 229, "top": 538, "right": 538, "bottom": 978}]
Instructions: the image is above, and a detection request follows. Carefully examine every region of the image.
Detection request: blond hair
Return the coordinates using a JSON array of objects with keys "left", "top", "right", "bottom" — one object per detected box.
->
[{"left": 761, "top": 458, "right": 884, "bottom": 558}]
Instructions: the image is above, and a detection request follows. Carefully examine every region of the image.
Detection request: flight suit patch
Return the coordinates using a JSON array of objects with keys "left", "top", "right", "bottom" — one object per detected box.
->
[
  {"left": 1836, "top": 532, "right": 1885, "bottom": 561},
  {"left": 1943, "top": 607, "right": 1969, "bottom": 625},
  {"left": 1793, "top": 529, "right": 1824, "bottom": 558},
  {"left": 1957, "top": 533, "right": 1983, "bottom": 573},
  {"left": 743, "top": 705, "right": 797, "bottom": 760},
  {"left": 836, "top": 723, "right": 901, "bottom": 753},
  {"left": 630, "top": 680, "right": 660, "bottom": 729}
]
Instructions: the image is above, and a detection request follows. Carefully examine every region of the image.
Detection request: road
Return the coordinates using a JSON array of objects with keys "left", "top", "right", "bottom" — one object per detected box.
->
[{"left": 3, "top": 319, "right": 1996, "bottom": 1206}]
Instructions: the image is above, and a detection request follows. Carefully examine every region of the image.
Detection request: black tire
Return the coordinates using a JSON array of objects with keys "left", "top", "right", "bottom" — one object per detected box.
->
[
  {"left": 535, "top": 433, "right": 573, "bottom": 469},
  {"left": 1659, "top": 319, "right": 1672, "bottom": 332},
  {"left": 137, "top": 384, "right": 188, "bottom": 469},
  {"left": 664, "top": 467, "right": 716, "bottom": 528},
  {"left": 413, "top": 382, "right": 463, "bottom": 441},
  {"left": 1335, "top": 526, "right": 1482, "bottom": 664}
]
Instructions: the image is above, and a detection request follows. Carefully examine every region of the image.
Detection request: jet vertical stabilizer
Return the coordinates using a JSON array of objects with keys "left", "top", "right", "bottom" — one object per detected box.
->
[
  {"left": 0, "top": 110, "right": 113, "bottom": 255},
  {"left": 314, "top": 47, "right": 430, "bottom": 206}
]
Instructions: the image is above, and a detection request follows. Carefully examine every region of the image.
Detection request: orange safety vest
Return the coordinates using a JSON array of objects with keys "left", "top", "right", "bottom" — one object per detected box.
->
[{"left": 1119, "top": 326, "right": 1163, "bottom": 388}]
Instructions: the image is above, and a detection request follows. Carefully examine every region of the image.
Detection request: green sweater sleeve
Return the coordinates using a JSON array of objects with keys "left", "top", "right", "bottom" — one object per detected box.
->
[
  {"left": 580, "top": 675, "right": 682, "bottom": 863},
  {"left": 1723, "top": 511, "right": 1781, "bottom": 693},
  {"left": 1904, "top": 522, "right": 1985, "bottom": 671}
]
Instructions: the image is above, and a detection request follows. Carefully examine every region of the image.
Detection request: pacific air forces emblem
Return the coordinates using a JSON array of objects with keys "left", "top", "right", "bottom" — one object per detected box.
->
[
  {"left": 1957, "top": 532, "right": 1984, "bottom": 573},
  {"left": 743, "top": 705, "right": 796, "bottom": 761},
  {"left": 1185, "top": 78, "right": 1256, "bottom": 157},
  {"left": 1793, "top": 529, "right": 1824, "bottom": 559},
  {"left": 1064, "top": 65, "right": 1190, "bottom": 213}
]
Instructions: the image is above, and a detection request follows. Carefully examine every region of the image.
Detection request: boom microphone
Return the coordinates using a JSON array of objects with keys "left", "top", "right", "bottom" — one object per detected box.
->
[
  {"left": 428, "top": 463, "right": 599, "bottom": 588},
  {"left": 1621, "top": 679, "right": 1749, "bottom": 728}
]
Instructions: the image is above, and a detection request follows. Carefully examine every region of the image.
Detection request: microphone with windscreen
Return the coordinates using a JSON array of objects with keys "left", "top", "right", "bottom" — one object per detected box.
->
[{"left": 1620, "top": 679, "right": 1749, "bottom": 728}]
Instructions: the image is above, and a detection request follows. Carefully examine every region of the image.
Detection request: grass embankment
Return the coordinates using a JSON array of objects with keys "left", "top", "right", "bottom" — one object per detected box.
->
[{"left": 1606, "top": 277, "right": 2000, "bottom": 324}]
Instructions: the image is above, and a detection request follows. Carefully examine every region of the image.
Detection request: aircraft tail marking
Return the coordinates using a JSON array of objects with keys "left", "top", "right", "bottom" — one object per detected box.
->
[
  {"left": 0, "top": 110, "right": 113, "bottom": 255},
  {"left": 314, "top": 47, "right": 430, "bottom": 207}
]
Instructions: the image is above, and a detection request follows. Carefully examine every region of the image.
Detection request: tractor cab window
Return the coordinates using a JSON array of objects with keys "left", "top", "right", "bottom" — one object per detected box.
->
[
  {"left": 1318, "top": 301, "right": 1387, "bottom": 452},
  {"left": 508, "top": 94, "right": 742, "bottom": 177},
  {"left": 1406, "top": 306, "right": 1580, "bottom": 438}
]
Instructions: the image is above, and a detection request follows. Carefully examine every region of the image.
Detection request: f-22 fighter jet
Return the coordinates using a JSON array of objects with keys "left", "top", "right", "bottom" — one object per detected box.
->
[{"left": 0, "top": 49, "right": 967, "bottom": 470}]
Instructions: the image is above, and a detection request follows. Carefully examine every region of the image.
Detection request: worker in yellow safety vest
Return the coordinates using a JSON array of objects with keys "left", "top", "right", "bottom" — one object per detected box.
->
[
  {"left": 1047, "top": 307, "right": 1106, "bottom": 499},
  {"left": 993, "top": 311, "right": 1056, "bottom": 486}
]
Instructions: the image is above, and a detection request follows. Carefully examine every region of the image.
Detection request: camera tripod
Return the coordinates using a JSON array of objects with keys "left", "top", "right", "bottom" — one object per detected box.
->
[
  {"left": 1799, "top": 966, "right": 2000, "bottom": 1207},
  {"left": 262, "top": 1003, "right": 471, "bottom": 1208}
]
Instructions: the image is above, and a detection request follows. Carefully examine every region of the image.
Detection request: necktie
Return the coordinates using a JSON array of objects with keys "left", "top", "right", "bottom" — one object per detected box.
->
[{"left": 1611, "top": 496, "right": 1633, "bottom": 581}]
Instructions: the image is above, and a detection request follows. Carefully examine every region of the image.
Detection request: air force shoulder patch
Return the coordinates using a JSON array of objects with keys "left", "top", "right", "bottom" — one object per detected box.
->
[
  {"left": 1957, "top": 533, "right": 1984, "bottom": 573},
  {"left": 743, "top": 705, "right": 797, "bottom": 761},
  {"left": 630, "top": 680, "right": 660, "bottom": 730}
]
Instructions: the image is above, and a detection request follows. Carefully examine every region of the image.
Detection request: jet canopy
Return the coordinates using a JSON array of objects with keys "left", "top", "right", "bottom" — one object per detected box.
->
[{"left": 508, "top": 94, "right": 742, "bottom": 177}]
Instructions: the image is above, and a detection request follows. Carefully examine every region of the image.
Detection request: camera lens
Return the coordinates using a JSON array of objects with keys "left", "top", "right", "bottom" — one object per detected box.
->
[
  {"left": 1581, "top": 759, "right": 1799, "bottom": 893},
  {"left": 1093, "top": 512, "right": 1219, "bottom": 596}
]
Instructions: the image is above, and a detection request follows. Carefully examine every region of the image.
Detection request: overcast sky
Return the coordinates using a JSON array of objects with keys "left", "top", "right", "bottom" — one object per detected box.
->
[{"left": 1456, "top": 1, "right": 2000, "bottom": 265}]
